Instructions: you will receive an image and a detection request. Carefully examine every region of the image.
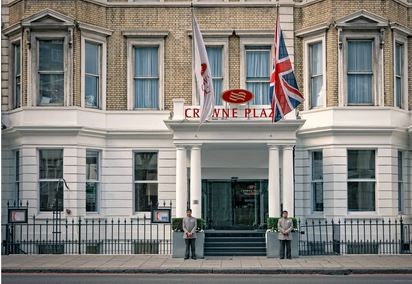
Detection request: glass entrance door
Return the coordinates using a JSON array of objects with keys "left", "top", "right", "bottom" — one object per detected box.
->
[{"left": 202, "top": 179, "right": 268, "bottom": 230}]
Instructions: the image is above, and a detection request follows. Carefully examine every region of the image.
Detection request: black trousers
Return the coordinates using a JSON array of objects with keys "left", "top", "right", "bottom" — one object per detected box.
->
[
  {"left": 185, "top": 238, "right": 196, "bottom": 258},
  {"left": 279, "top": 240, "right": 291, "bottom": 259}
]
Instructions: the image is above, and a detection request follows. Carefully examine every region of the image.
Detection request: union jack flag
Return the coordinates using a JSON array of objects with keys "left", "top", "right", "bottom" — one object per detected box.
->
[{"left": 269, "top": 16, "right": 304, "bottom": 122}]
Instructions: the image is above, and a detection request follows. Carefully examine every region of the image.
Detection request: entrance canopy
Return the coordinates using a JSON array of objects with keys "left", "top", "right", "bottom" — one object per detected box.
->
[{"left": 164, "top": 99, "right": 305, "bottom": 221}]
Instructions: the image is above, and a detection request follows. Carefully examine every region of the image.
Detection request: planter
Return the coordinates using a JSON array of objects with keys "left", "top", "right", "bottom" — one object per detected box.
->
[
  {"left": 266, "top": 231, "right": 299, "bottom": 258},
  {"left": 172, "top": 231, "right": 204, "bottom": 258}
]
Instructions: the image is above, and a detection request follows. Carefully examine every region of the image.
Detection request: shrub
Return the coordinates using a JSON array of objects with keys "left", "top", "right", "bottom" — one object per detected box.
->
[
  {"left": 171, "top": 218, "right": 205, "bottom": 232},
  {"left": 267, "top": 217, "right": 298, "bottom": 232}
]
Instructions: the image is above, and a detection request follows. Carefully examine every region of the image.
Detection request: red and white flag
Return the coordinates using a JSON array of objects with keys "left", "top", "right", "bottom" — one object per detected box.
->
[{"left": 193, "top": 16, "right": 215, "bottom": 124}]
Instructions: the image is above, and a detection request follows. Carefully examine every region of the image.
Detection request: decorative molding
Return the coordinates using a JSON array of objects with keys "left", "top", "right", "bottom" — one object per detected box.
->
[
  {"left": 122, "top": 30, "right": 169, "bottom": 38},
  {"left": 390, "top": 22, "right": 412, "bottom": 36},
  {"left": 2, "top": 23, "right": 22, "bottom": 36},
  {"left": 77, "top": 21, "right": 113, "bottom": 36},
  {"left": 21, "top": 8, "right": 75, "bottom": 29},
  {"left": 235, "top": 30, "right": 275, "bottom": 37},
  {"left": 295, "top": 22, "right": 331, "bottom": 37},
  {"left": 187, "top": 30, "right": 234, "bottom": 38},
  {"left": 335, "top": 9, "right": 389, "bottom": 29}
]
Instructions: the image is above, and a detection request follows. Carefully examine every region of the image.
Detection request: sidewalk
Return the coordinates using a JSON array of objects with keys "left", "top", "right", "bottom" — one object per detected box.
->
[{"left": 2, "top": 255, "right": 412, "bottom": 274}]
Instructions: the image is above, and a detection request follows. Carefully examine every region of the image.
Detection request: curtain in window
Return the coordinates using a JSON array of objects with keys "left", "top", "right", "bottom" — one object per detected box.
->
[
  {"left": 347, "top": 41, "right": 373, "bottom": 105},
  {"left": 395, "top": 43, "right": 403, "bottom": 108},
  {"left": 134, "top": 47, "right": 159, "bottom": 109},
  {"left": 39, "top": 40, "right": 64, "bottom": 105},
  {"left": 206, "top": 46, "right": 223, "bottom": 105},
  {"left": 309, "top": 42, "right": 323, "bottom": 108},
  {"left": 246, "top": 49, "right": 270, "bottom": 105},
  {"left": 85, "top": 42, "right": 100, "bottom": 108}
]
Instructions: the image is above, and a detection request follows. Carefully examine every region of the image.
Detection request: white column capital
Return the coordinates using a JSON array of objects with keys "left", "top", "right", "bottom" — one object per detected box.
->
[
  {"left": 189, "top": 144, "right": 202, "bottom": 149},
  {"left": 267, "top": 144, "right": 280, "bottom": 150},
  {"left": 282, "top": 145, "right": 294, "bottom": 151}
]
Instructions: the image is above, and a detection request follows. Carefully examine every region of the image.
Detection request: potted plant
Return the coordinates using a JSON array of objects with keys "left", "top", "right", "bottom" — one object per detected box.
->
[
  {"left": 172, "top": 217, "right": 205, "bottom": 258},
  {"left": 266, "top": 217, "right": 299, "bottom": 258}
]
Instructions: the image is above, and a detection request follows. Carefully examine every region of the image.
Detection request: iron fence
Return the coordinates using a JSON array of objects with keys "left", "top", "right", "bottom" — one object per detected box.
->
[
  {"left": 298, "top": 218, "right": 412, "bottom": 256},
  {"left": 2, "top": 201, "right": 173, "bottom": 255}
]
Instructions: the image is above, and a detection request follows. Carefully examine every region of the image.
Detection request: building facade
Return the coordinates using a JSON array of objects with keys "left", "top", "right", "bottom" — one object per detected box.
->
[{"left": 1, "top": 0, "right": 411, "bottom": 229}]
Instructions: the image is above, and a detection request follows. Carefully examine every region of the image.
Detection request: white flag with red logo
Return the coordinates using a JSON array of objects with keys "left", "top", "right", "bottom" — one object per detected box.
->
[{"left": 193, "top": 16, "right": 215, "bottom": 124}]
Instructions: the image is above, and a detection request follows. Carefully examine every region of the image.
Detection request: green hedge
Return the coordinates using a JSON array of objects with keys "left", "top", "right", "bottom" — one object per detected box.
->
[
  {"left": 172, "top": 218, "right": 205, "bottom": 232},
  {"left": 267, "top": 217, "right": 298, "bottom": 232}
]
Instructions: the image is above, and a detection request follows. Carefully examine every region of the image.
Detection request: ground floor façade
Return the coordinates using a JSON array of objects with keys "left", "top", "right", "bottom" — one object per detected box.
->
[{"left": 1, "top": 101, "right": 412, "bottom": 227}]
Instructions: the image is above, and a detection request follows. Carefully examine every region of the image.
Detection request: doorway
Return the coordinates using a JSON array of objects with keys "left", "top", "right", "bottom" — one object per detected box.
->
[{"left": 202, "top": 179, "right": 268, "bottom": 230}]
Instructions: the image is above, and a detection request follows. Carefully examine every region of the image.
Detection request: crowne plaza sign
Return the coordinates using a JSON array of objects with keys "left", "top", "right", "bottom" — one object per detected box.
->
[{"left": 185, "top": 89, "right": 275, "bottom": 119}]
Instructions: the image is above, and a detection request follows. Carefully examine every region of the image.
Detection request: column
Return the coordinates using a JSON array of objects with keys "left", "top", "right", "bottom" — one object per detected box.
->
[
  {"left": 175, "top": 146, "right": 188, "bottom": 217},
  {"left": 268, "top": 145, "right": 280, "bottom": 217},
  {"left": 190, "top": 145, "right": 202, "bottom": 218},
  {"left": 282, "top": 145, "right": 294, "bottom": 217}
]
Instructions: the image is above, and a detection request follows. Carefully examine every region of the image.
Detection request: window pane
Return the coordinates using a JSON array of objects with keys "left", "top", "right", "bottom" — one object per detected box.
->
[
  {"left": 347, "top": 74, "right": 372, "bottom": 104},
  {"left": 310, "top": 76, "right": 323, "bottom": 108},
  {"left": 312, "top": 182, "right": 323, "bottom": 211},
  {"left": 39, "top": 150, "right": 63, "bottom": 179},
  {"left": 14, "top": 43, "right": 20, "bottom": 75},
  {"left": 312, "top": 151, "right": 323, "bottom": 180},
  {"left": 247, "top": 82, "right": 270, "bottom": 105},
  {"left": 246, "top": 48, "right": 270, "bottom": 105},
  {"left": 310, "top": 42, "right": 322, "bottom": 76},
  {"left": 348, "top": 150, "right": 375, "bottom": 179},
  {"left": 85, "top": 42, "right": 99, "bottom": 75},
  {"left": 348, "top": 41, "right": 372, "bottom": 72},
  {"left": 39, "top": 40, "right": 64, "bottom": 71},
  {"left": 39, "top": 74, "right": 64, "bottom": 105},
  {"left": 40, "top": 181, "right": 63, "bottom": 211},
  {"left": 135, "top": 46, "right": 158, "bottom": 77},
  {"left": 395, "top": 43, "right": 403, "bottom": 76},
  {"left": 213, "top": 78, "right": 223, "bottom": 105},
  {"left": 398, "top": 152, "right": 403, "bottom": 181},
  {"left": 85, "top": 75, "right": 99, "bottom": 107},
  {"left": 207, "top": 46, "right": 223, "bottom": 77},
  {"left": 135, "top": 183, "right": 158, "bottom": 211},
  {"left": 348, "top": 182, "right": 375, "bottom": 211},
  {"left": 395, "top": 77, "right": 402, "bottom": 108},
  {"left": 135, "top": 152, "right": 158, "bottom": 181},
  {"left": 135, "top": 79, "right": 159, "bottom": 108},
  {"left": 86, "top": 182, "right": 98, "bottom": 212},
  {"left": 86, "top": 151, "right": 99, "bottom": 180}
]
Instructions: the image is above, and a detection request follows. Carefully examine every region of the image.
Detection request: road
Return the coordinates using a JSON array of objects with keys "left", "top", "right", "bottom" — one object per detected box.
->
[{"left": 2, "top": 274, "right": 412, "bottom": 284}]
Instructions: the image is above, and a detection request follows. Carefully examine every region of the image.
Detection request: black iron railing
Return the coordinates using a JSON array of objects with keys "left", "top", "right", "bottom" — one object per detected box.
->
[
  {"left": 2, "top": 201, "right": 173, "bottom": 255},
  {"left": 298, "top": 218, "right": 412, "bottom": 255}
]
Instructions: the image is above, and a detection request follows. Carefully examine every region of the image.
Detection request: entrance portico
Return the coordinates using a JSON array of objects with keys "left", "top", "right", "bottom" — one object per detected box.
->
[{"left": 165, "top": 99, "right": 305, "bottom": 224}]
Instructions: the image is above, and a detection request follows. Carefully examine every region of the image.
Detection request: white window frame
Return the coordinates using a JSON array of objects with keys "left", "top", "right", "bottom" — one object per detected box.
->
[
  {"left": 86, "top": 150, "right": 101, "bottom": 213},
  {"left": 127, "top": 38, "right": 164, "bottom": 111},
  {"left": 393, "top": 32, "right": 408, "bottom": 110},
  {"left": 240, "top": 37, "right": 273, "bottom": 108},
  {"left": 133, "top": 151, "right": 159, "bottom": 213},
  {"left": 81, "top": 31, "right": 108, "bottom": 110},
  {"left": 347, "top": 149, "right": 377, "bottom": 213},
  {"left": 339, "top": 31, "right": 383, "bottom": 107},
  {"left": 28, "top": 30, "right": 73, "bottom": 107},
  {"left": 310, "top": 150, "right": 324, "bottom": 213},
  {"left": 9, "top": 34, "right": 22, "bottom": 109},
  {"left": 191, "top": 37, "right": 229, "bottom": 106},
  {"left": 303, "top": 34, "right": 326, "bottom": 110}
]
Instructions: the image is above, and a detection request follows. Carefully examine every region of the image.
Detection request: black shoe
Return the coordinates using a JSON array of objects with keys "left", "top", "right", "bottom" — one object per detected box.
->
[
  {"left": 191, "top": 257, "right": 197, "bottom": 260},
  {"left": 184, "top": 257, "right": 189, "bottom": 260},
  {"left": 279, "top": 258, "right": 284, "bottom": 260}
]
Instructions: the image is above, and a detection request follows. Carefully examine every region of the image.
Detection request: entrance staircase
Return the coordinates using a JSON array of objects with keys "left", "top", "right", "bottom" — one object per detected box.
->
[{"left": 204, "top": 230, "right": 266, "bottom": 256}]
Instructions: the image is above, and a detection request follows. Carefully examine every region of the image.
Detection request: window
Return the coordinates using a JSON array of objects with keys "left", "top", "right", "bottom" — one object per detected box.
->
[
  {"left": 86, "top": 151, "right": 99, "bottom": 212},
  {"left": 311, "top": 151, "right": 323, "bottom": 212},
  {"left": 245, "top": 46, "right": 270, "bottom": 105},
  {"left": 13, "top": 42, "right": 21, "bottom": 108},
  {"left": 39, "top": 149, "right": 63, "bottom": 211},
  {"left": 347, "top": 150, "right": 375, "bottom": 211},
  {"left": 395, "top": 42, "right": 404, "bottom": 108},
  {"left": 206, "top": 46, "right": 223, "bottom": 105},
  {"left": 398, "top": 151, "right": 404, "bottom": 213},
  {"left": 347, "top": 40, "right": 373, "bottom": 105},
  {"left": 85, "top": 42, "right": 101, "bottom": 108},
  {"left": 134, "top": 152, "right": 158, "bottom": 212},
  {"left": 134, "top": 46, "right": 159, "bottom": 109},
  {"left": 15, "top": 150, "right": 20, "bottom": 202},
  {"left": 309, "top": 42, "right": 323, "bottom": 108},
  {"left": 38, "top": 39, "right": 64, "bottom": 105}
]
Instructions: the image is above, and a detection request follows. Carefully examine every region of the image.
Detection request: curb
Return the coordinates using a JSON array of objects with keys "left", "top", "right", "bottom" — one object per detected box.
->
[{"left": 3, "top": 268, "right": 412, "bottom": 275}]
